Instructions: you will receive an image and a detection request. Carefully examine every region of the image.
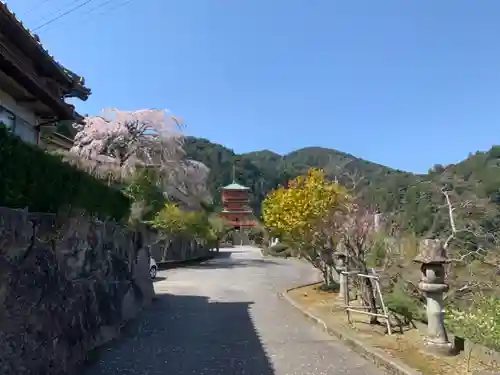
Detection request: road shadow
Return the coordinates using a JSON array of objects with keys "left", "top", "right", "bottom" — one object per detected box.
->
[
  {"left": 83, "top": 293, "right": 276, "bottom": 375},
  {"left": 207, "top": 250, "right": 233, "bottom": 259},
  {"left": 152, "top": 275, "right": 167, "bottom": 283},
  {"left": 156, "top": 251, "right": 283, "bottom": 271},
  {"left": 157, "top": 254, "right": 216, "bottom": 270},
  {"left": 186, "top": 257, "right": 284, "bottom": 270}
]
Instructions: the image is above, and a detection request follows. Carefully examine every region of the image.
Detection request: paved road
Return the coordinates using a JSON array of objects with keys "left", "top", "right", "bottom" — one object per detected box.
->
[{"left": 84, "top": 246, "right": 385, "bottom": 375}]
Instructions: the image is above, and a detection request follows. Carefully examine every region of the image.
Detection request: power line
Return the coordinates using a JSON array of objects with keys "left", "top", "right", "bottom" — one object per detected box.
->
[
  {"left": 32, "top": 0, "right": 96, "bottom": 32},
  {"left": 79, "top": 0, "right": 116, "bottom": 17},
  {"left": 78, "top": 0, "right": 130, "bottom": 19},
  {"left": 30, "top": 0, "right": 85, "bottom": 25},
  {"left": 24, "top": 0, "right": 54, "bottom": 16},
  {"left": 74, "top": 0, "right": 135, "bottom": 22},
  {"left": 32, "top": 0, "right": 136, "bottom": 33},
  {"left": 97, "top": 0, "right": 134, "bottom": 15}
]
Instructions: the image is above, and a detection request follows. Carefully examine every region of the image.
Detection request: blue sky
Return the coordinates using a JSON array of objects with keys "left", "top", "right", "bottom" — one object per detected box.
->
[{"left": 6, "top": 0, "right": 500, "bottom": 173}]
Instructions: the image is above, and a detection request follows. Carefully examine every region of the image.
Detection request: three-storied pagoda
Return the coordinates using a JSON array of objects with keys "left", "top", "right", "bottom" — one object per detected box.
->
[{"left": 219, "top": 174, "right": 255, "bottom": 230}]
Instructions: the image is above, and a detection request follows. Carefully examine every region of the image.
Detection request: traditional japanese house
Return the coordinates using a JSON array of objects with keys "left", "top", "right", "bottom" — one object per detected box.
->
[{"left": 0, "top": 2, "right": 90, "bottom": 149}]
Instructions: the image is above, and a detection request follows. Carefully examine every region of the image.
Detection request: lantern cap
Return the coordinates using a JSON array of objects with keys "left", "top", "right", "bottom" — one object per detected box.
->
[{"left": 413, "top": 239, "right": 450, "bottom": 264}]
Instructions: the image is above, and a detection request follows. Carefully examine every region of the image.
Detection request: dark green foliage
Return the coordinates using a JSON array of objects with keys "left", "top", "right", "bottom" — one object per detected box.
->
[
  {"left": 183, "top": 137, "right": 277, "bottom": 217},
  {"left": 318, "top": 282, "right": 340, "bottom": 293},
  {"left": 248, "top": 226, "right": 266, "bottom": 245},
  {"left": 54, "top": 121, "right": 78, "bottom": 139},
  {"left": 270, "top": 243, "right": 289, "bottom": 252},
  {"left": 0, "top": 126, "right": 130, "bottom": 220},
  {"left": 266, "top": 243, "right": 293, "bottom": 258},
  {"left": 385, "top": 281, "right": 426, "bottom": 324},
  {"left": 183, "top": 137, "right": 402, "bottom": 218},
  {"left": 123, "top": 169, "right": 166, "bottom": 221},
  {"left": 366, "top": 239, "right": 387, "bottom": 268},
  {"left": 183, "top": 137, "right": 417, "bottom": 223},
  {"left": 184, "top": 136, "right": 500, "bottom": 237}
]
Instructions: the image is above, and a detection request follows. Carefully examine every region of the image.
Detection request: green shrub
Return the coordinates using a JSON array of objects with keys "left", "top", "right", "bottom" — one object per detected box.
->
[
  {"left": 385, "top": 281, "right": 426, "bottom": 323},
  {"left": 267, "top": 243, "right": 292, "bottom": 257},
  {"left": 446, "top": 296, "right": 500, "bottom": 351},
  {"left": 366, "top": 236, "right": 387, "bottom": 268},
  {"left": 0, "top": 126, "right": 130, "bottom": 220},
  {"left": 269, "top": 243, "right": 289, "bottom": 252},
  {"left": 248, "top": 225, "right": 266, "bottom": 246},
  {"left": 318, "top": 281, "right": 339, "bottom": 293}
]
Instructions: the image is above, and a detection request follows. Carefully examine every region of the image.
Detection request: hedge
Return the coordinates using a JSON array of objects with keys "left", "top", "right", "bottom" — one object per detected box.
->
[{"left": 0, "top": 126, "right": 130, "bottom": 220}]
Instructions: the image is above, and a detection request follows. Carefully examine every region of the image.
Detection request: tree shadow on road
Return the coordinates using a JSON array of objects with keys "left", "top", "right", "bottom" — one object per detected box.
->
[
  {"left": 152, "top": 275, "right": 167, "bottom": 283},
  {"left": 157, "top": 255, "right": 216, "bottom": 270},
  {"left": 186, "top": 257, "right": 285, "bottom": 270},
  {"left": 83, "top": 293, "right": 276, "bottom": 375},
  {"left": 156, "top": 251, "right": 284, "bottom": 271}
]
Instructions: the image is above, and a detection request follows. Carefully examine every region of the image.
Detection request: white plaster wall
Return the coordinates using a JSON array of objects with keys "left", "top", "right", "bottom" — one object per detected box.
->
[
  {"left": 0, "top": 88, "right": 37, "bottom": 125},
  {"left": 0, "top": 88, "right": 39, "bottom": 144}
]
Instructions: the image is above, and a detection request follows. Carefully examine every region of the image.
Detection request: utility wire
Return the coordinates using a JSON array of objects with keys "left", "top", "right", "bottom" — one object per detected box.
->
[
  {"left": 78, "top": 0, "right": 115, "bottom": 17},
  {"left": 32, "top": 0, "right": 96, "bottom": 32},
  {"left": 78, "top": 0, "right": 127, "bottom": 19},
  {"left": 24, "top": 0, "right": 53, "bottom": 17},
  {"left": 32, "top": 0, "right": 136, "bottom": 33},
  {"left": 30, "top": 0, "right": 85, "bottom": 25},
  {"left": 94, "top": 0, "right": 134, "bottom": 17}
]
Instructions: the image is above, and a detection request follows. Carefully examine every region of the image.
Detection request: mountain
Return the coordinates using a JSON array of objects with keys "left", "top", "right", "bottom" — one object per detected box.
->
[
  {"left": 183, "top": 137, "right": 414, "bottom": 218},
  {"left": 182, "top": 137, "right": 285, "bottom": 216},
  {"left": 184, "top": 136, "right": 500, "bottom": 238}
]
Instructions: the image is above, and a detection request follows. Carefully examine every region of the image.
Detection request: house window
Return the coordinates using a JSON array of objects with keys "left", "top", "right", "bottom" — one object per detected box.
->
[
  {"left": 0, "top": 107, "right": 15, "bottom": 129},
  {"left": 0, "top": 105, "right": 38, "bottom": 144},
  {"left": 15, "top": 117, "right": 38, "bottom": 144}
]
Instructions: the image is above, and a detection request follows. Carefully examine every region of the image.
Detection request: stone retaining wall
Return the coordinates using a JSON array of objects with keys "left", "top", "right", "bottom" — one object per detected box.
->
[
  {"left": 149, "top": 236, "right": 211, "bottom": 263},
  {"left": 0, "top": 207, "right": 154, "bottom": 375}
]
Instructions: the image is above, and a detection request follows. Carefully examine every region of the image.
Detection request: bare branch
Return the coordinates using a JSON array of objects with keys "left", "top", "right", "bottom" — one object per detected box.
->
[{"left": 448, "top": 247, "right": 488, "bottom": 263}]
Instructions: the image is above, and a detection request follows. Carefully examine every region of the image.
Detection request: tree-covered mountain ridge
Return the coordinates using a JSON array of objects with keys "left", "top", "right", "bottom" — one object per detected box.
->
[{"left": 183, "top": 136, "right": 500, "bottom": 237}]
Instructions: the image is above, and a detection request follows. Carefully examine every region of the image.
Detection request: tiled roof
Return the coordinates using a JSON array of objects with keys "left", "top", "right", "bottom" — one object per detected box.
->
[
  {"left": 221, "top": 182, "right": 250, "bottom": 190},
  {"left": 0, "top": 2, "right": 90, "bottom": 97}
]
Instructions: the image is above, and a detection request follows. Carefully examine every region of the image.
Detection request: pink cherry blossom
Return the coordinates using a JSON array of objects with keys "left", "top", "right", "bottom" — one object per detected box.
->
[{"left": 68, "top": 108, "right": 211, "bottom": 207}]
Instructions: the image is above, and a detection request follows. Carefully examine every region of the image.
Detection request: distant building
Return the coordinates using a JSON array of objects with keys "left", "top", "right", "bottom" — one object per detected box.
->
[
  {"left": 0, "top": 3, "right": 90, "bottom": 149},
  {"left": 219, "top": 181, "right": 255, "bottom": 230}
]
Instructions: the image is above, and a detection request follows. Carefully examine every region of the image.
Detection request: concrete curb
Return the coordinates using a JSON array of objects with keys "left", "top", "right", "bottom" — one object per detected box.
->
[{"left": 279, "top": 284, "right": 423, "bottom": 375}]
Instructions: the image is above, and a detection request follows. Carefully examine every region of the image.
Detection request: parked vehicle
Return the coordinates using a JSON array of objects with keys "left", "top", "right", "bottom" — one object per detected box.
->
[{"left": 150, "top": 257, "right": 158, "bottom": 280}]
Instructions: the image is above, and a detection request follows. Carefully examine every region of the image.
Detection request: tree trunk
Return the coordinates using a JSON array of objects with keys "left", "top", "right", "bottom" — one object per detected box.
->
[
  {"left": 322, "top": 263, "right": 329, "bottom": 287},
  {"left": 363, "top": 276, "right": 379, "bottom": 324}
]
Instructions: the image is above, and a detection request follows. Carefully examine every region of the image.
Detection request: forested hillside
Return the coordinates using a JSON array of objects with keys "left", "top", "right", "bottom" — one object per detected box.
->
[{"left": 183, "top": 137, "right": 500, "bottom": 238}]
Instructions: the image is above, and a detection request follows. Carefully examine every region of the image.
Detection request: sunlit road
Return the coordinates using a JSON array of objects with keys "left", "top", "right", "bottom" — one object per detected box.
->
[{"left": 83, "top": 246, "right": 385, "bottom": 375}]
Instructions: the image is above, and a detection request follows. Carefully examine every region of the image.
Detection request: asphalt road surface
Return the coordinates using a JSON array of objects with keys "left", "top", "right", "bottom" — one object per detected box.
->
[{"left": 83, "top": 246, "right": 386, "bottom": 375}]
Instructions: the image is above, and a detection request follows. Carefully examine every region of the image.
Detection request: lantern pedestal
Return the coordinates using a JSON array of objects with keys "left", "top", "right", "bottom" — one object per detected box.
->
[
  {"left": 414, "top": 239, "right": 454, "bottom": 356},
  {"left": 334, "top": 250, "right": 347, "bottom": 302}
]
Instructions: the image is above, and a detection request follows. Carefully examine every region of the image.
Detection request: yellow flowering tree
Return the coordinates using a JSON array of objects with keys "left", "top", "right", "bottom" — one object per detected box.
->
[
  {"left": 150, "top": 202, "right": 189, "bottom": 237},
  {"left": 262, "top": 168, "right": 349, "bottom": 259}
]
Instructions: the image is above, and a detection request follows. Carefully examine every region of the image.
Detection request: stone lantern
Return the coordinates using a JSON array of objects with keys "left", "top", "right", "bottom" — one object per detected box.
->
[
  {"left": 334, "top": 243, "right": 348, "bottom": 302},
  {"left": 413, "top": 239, "right": 453, "bottom": 355}
]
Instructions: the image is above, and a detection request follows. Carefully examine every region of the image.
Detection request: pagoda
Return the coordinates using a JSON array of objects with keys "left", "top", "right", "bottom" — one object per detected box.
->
[{"left": 219, "top": 172, "right": 255, "bottom": 230}]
